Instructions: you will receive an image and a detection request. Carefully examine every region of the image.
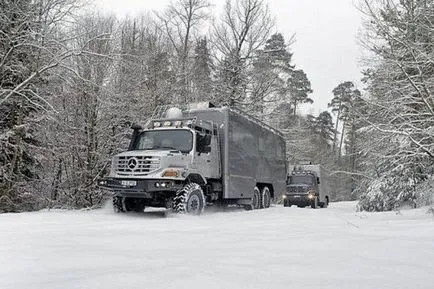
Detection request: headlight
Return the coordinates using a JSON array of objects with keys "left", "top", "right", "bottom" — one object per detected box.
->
[
  {"left": 282, "top": 194, "right": 287, "bottom": 199},
  {"left": 162, "top": 169, "right": 180, "bottom": 178},
  {"left": 308, "top": 194, "right": 315, "bottom": 199}
]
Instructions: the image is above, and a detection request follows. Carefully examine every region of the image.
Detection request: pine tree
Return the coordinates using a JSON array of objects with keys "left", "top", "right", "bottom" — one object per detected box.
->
[
  {"left": 192, "top": 38, "right": 212, "bottom": 102},
  {"left": 288, "top": 69, "right": 313, "bottom": 116},
  {"left": 328, "top": 81, "right": 361, "bottom": 159}
]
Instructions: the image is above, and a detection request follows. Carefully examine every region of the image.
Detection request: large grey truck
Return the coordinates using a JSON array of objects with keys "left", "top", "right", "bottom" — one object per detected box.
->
[
  {"left": 99, "top": 102, "right": 287, "bottom": 214},
  {"left": 283, "top": 164, "right": 329, "bottom": 209}
]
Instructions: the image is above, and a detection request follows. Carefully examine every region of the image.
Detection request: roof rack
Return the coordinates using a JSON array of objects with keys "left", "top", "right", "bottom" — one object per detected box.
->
[{"left": 151, "top": 101, "right": 284, "bottom": 138}]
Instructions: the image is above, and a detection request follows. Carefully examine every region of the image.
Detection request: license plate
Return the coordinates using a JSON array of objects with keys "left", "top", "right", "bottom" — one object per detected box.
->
[{"left": 121, "top": 180, "right": 137, "bottom": 186}]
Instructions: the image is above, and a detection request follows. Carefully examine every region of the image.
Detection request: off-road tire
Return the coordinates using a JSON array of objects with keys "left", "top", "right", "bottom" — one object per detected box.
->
[
  {"left": 261, "top": 186, "right": 271, "bottom": 209},
  {"left": 244, "top": 187, "right": 261, "bottom": 210},
  {"left": 253, "top": 186, "right": 261, "bottom": 210},
  {"left": 173, "top": 183, "right": 205, "bottom": 215},
  {"left": 113, "top": 196, "right": 125, "bottom": 213}
]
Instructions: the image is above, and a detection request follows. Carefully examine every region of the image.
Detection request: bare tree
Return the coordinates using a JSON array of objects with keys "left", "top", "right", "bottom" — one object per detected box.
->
[
  {"left": 212, "top": 0, "right": 274, "bottom": 107},
  {"left": 157, "top": 0, "right": 211, "bottom": 102}
]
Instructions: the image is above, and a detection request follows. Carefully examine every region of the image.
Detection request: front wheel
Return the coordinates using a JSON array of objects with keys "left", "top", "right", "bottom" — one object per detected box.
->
[
  {"left": 113, "top": 196, "right": 125, "bottom": 213},
  {"left": 311, "top": 197, "right": 318, "bottom": 209},
  {"left": 173, "top": 183, "right": 205, "bottom": 215}
]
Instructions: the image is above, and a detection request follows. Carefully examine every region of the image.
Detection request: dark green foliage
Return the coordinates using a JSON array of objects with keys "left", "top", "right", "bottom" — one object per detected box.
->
[{"left": 288, "top": 69, "right": 313, "bottom": 115}]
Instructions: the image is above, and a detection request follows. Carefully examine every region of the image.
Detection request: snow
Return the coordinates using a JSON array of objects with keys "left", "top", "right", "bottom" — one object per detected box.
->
[{"left": 1, "top": 202, "right": 433, "bottom": 289}]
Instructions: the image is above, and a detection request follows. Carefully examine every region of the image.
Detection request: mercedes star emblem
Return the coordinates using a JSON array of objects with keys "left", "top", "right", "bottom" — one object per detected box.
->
[{"left": 127, "top": 158, "right": 138, "bottom": 170}]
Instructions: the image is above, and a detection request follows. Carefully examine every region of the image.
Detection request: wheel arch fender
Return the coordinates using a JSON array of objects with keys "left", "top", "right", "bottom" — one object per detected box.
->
[
  {"left": 186, "top": 172, "right": 207, "bottom": 186},
  {"left": 256, "top": 183, "right": 274, "bottom": 199}
]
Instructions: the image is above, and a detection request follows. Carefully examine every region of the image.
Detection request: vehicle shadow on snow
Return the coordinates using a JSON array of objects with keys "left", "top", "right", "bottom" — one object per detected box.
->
[{"left": 112, "top": 205, "right": 248, "bottom": 219}]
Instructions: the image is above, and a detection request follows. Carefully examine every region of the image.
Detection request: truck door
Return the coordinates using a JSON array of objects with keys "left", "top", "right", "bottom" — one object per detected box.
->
[{"left": 194, "top": 132, "right": 220, "bottom": 179}]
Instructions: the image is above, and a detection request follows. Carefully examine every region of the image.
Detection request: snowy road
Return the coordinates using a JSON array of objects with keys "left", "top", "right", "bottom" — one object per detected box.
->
[{"left": 1, "top": 202, "right": 433, "bottom": 289}]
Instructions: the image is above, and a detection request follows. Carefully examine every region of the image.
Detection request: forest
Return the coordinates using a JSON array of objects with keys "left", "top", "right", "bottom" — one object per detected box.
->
[{"left": 1, "top": 0, "right": 433, "bottom": 212}]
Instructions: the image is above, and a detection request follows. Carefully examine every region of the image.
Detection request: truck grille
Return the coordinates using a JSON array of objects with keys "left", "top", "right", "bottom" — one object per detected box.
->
[
  {"left": 287, "top": 186, "right": 307, "bottom": 193},
  {"left": 115, "top": 156, "right": 160, "bottom": 176}
]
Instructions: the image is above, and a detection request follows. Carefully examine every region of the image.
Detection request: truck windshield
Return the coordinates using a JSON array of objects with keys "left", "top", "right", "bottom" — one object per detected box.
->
[
  {"left": 289, "top": 175, "right": 315, "bottom": 185},
  {"left": 134, "top": 129, "right": 193, "bottom": 153}
]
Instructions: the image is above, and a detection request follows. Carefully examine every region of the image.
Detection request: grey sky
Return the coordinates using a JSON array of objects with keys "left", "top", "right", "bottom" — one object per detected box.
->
[{"left": 96, "top": 0, "right": 363, "bottom": 115}]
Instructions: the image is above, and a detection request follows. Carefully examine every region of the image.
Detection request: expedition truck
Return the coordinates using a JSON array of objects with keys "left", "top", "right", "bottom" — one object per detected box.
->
[
  {"left": 283, "top": 164, "right": 329, "bottom": 209},
  {"left": 99, "top": 102, "right": 287, "bottom": 214}
]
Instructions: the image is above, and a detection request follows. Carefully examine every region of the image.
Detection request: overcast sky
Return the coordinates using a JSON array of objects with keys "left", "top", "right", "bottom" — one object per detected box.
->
[{"left": 95, "top": 0, "right": 363, "bottom": 115}]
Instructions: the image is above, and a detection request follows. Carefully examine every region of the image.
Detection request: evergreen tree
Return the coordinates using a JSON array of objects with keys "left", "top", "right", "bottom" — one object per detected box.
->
[
  {"left": 192, "top": 38, "right": 212, "bottom": 102},
  {"left": 356, "top": 0, "right": 434, "bottom": 211},
  {"left": 328, "top": 81, "right": 361, "bottom": 159},
  {"left": 253, "top": 33, "right": 294, "bottom": 122},
  {"left": 288, "top": 69, "right": 313, "bottom": 116}
]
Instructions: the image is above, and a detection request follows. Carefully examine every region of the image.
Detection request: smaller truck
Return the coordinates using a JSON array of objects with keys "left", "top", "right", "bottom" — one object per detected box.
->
[{"left": 283, "top": 164, "right": 329, "bottom": 209}]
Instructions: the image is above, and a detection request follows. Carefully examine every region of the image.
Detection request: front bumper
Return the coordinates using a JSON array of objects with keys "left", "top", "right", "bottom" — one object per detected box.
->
[
  {"left": 283, "top": 194, "right": 314, "bottom": 205},
  {"left": 98, "top": 178, "right": 183, "bottom": 198}
]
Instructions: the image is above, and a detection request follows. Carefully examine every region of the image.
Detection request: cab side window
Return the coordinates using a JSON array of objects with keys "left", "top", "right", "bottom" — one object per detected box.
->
[{"left": 196, "top": 134, "right": 212, "bottom": 153}]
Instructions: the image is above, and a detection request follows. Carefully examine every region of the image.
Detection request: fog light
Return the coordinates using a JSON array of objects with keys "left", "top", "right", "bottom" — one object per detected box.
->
[
  {"left": 155, "top": 183, "right": 160, "bottom": 188},
  {"left": 161, "top": 182, "right": 167, "bottom": 188}
]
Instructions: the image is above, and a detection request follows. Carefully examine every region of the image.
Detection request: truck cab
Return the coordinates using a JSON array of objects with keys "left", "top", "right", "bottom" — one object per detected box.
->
[
  {"left": 283, "top": 165, "right": 329, "bottom": 209},
  {"left": 99, "top": 111, "right": 221, "bottom": 215}
]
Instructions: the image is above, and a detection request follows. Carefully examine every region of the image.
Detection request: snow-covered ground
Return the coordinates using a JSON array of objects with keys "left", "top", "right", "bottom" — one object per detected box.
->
[{"left": 1, "top": 201, "right": 433, "bottom": 289}]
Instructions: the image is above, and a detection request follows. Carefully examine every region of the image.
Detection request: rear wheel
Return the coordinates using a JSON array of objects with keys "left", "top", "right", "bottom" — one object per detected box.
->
[
  {"left": 252, "top": 186, "right": 261, "bottom": 209},
  {"left": 173, "top": 183, "right": 205, "bottom": 215},
  {"left": 261, "top": 186, "right": 271, "bottom": 209}
]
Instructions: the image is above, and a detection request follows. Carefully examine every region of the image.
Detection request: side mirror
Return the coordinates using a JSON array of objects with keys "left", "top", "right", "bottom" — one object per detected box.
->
[
  {"left": 128, "top": 124, "right": 142, "bottom": 150},
  {"left": 131, "top": 123, "right": 143, "bottom": 130}
]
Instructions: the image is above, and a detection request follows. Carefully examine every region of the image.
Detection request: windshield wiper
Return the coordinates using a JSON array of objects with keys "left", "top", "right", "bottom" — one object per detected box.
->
[
  {"left": 157, "top": 147, "right": 183, "bottom": 153},
  {"left": 139, "top": 147, "right": 184, "bottom": 153}
]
